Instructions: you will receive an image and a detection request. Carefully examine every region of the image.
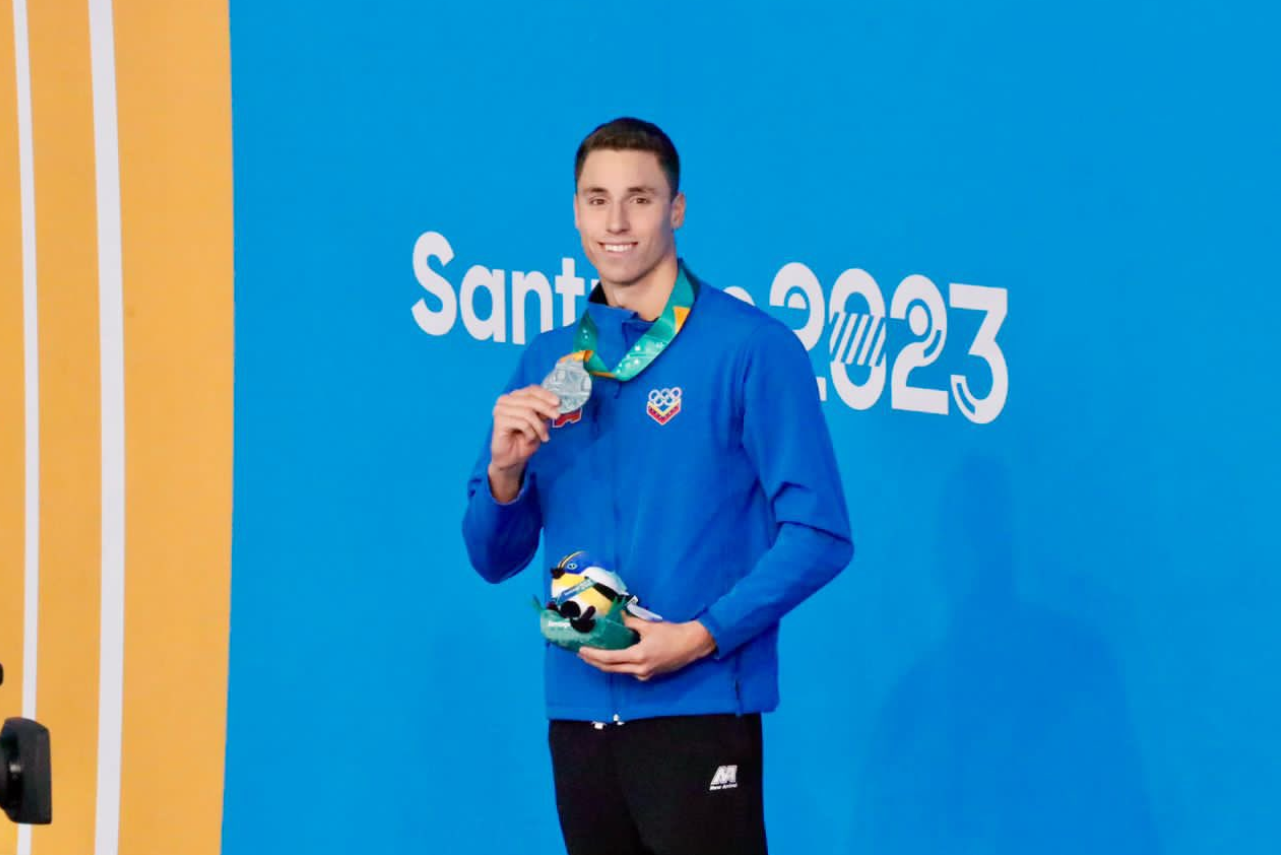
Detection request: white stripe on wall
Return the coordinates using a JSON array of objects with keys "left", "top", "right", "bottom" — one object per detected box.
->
[
  {"left": 87, "top": 0, "right": 125, "bottom": 853},
  {"left": 13, "top": 0, "right": 38, "bottom": 849}
]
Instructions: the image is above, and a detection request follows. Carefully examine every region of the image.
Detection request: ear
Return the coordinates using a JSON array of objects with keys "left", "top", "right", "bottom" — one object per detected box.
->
[
  {"left": 670, "top": 191, "right": 686, "bottom": 229},
  {"left": 573, "top": 192, "right": 581, "bottom": 230}
]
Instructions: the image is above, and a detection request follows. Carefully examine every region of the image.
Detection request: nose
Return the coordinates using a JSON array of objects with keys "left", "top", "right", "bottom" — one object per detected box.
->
[{"left": 606, "top": 200, "right": 629, "bottom": 234}]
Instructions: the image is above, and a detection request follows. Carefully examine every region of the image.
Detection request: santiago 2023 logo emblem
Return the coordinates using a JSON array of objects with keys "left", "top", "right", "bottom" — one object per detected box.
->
[{"left": 410, "top": 231, "right": 1009, "bottom": 425}]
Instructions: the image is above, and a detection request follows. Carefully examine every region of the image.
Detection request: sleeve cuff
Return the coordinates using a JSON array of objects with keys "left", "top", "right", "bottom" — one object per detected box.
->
[
  {"left": 694, "top": 610, "right": 735, "bottom": 661},
  {"left": 483, "top": 469, "right": 532, "bottom": 508}
]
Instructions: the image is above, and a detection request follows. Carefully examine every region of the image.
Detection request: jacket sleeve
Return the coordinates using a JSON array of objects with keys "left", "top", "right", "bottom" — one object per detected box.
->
[
  {"left": 460, "top": 356, "right": 544, "bottom": 584},
  {"left": 696, "top": 320, "right": 854, "bottom": 657}
]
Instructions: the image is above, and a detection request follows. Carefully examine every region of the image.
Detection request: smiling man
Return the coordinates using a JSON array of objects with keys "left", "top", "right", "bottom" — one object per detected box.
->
[{"left": 463, "top": 117, "right": 853, "bottom": 855}]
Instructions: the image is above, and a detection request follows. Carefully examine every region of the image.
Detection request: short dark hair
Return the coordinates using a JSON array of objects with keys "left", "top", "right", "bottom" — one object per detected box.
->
[{"left": 574, "top": 117, "right": 680, "bottom": 195}]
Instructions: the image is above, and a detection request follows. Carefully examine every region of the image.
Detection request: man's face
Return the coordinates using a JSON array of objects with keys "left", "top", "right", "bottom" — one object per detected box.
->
[{"left": 574, "top": 149, "right": 685, "bottom": 290}]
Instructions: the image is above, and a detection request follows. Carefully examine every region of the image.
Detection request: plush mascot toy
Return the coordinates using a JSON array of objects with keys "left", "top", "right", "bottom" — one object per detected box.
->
[{"left": 536, "top": 551, "right": 661, "bottom": 652}]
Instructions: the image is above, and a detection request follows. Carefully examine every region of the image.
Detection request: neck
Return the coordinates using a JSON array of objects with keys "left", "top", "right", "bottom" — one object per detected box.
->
[{"left": 599, "top": 254, "right": 679, "bottom": 321}]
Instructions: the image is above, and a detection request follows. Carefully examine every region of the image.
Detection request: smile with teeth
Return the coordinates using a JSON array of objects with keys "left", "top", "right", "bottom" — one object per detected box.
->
[{"left": 602, "top": 242, "right": 637, "bottom": 254}]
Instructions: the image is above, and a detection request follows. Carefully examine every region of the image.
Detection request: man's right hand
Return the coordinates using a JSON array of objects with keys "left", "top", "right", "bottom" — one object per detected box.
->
[{"left": 488, "top": 385, "right": 561, "bottom": 502}]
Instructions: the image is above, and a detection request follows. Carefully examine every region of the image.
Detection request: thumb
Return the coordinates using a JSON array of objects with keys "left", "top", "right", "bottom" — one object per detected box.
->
[{"left": 622, "top": 613, "right": 647, "bottom": 632}]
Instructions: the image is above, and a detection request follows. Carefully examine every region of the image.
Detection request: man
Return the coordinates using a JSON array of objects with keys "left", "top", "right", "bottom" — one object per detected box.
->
[{"left": 462, "top": 117, "right": 852, "bottom": 855}]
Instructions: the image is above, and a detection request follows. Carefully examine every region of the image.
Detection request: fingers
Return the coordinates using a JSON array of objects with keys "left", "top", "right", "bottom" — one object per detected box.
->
[
  {"left": 494, "top": 401, "right": 551, "bottom": 443},
  {"left": 577, "top": 619, "right": 707, "bottom": 683},
  {"left": 492, "top": 386, "right": 562, "bottom": 446},
  {"left": 578, "top": 643, "right": 658, "bottom": 681},
  {"left": 494, "top": 388, "right": 560, "bottom": 420},
  {"left": 579, "top": 656, "right": 655, "bottom": 681},
  {"left": 509, "top": 385, "right": 562, "bottom": 419},
  {"left": 578, "top": 645, "right": 641, "bottom": 666}
]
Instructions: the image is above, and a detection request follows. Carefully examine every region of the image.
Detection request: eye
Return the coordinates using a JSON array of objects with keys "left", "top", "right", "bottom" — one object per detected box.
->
[{"left": 632, "top": 196, "right": 651, "bottom": 205}]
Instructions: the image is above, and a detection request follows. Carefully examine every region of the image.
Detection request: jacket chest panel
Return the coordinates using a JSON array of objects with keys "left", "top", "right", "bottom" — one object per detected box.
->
[{"left": 532, "top": 357, "right": 735, "bottom": 496}]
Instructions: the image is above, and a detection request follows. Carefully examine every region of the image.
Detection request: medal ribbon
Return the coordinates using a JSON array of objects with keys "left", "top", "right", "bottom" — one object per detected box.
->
[{"left": 563, "top": 263, "right": 697, "bottom": 381}]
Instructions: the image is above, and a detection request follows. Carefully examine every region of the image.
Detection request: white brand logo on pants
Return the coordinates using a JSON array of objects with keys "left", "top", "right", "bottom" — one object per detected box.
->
[{"left": 709, "top": 765, "right": 739, "bottom": 791}]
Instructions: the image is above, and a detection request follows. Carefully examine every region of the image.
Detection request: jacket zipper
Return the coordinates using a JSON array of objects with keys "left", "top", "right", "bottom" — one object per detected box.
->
[
  {"left": 608, "top": 376, "right": 624, "bottom": 724},
  {"left": 732, "top": 654, "right": 743, "bottom": 715}
]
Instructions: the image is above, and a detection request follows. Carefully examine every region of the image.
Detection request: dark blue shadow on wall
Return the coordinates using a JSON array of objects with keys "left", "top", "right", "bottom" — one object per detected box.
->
[{"left": 859, "top": 456, "right": 1160, "bottom": 855}]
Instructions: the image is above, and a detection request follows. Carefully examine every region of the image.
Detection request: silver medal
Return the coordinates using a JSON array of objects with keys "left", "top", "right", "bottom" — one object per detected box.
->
[{"left": 542, "top": 359, "right": 593, "bottom": 414}]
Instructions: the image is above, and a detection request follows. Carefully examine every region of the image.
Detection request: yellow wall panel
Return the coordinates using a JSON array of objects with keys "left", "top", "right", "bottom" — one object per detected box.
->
[
  {"left": 114, "top": 2, "right": 234, "bottom": 853},
  {"left": 27, "top": 1, "right": 101, "bottom": 852},
  {"left": 0, "top": 0, "right": 25, "bottom": 848},
  {"left": 3, "top": 3, "right": 234, "bottom": 849}
]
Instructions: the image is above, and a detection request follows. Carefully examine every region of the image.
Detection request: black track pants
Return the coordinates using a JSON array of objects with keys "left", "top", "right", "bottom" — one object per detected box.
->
[{"left": 548, "top": 714, "right": 768, "bottom": 855}]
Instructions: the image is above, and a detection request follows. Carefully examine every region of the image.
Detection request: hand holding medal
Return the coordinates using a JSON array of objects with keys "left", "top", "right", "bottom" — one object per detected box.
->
[
  {"left": 489, "top": 265, "right": 697, "bottom": 503},
  {"left": 487, "top": 385, "right": 560, "bottom": 502}
]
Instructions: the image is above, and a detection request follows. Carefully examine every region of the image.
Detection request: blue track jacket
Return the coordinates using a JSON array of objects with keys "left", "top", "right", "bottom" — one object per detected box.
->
[{"left": 463, "top": 268, "right": 853, "bottom": 721}]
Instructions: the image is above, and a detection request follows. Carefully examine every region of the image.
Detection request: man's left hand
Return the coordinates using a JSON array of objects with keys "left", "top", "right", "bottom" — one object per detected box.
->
[{"left": 578, "top": 615, "right": 718, "bottom": 681}]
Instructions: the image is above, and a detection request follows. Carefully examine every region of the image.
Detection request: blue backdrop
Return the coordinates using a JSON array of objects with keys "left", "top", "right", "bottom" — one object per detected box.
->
[{"left": 223, "top": 1, "right": 1279, "bottom": 852}]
